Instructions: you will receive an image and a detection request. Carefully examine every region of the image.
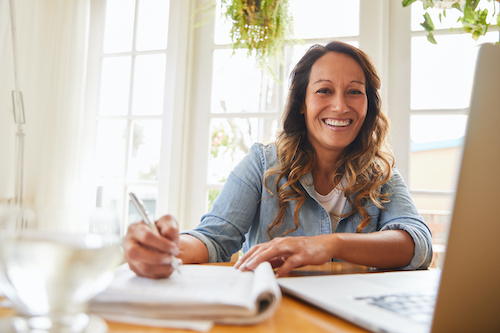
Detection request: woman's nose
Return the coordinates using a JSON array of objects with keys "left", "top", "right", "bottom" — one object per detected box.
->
[{"left": 329, "top": 94, "right": 348, "bottom": 113}]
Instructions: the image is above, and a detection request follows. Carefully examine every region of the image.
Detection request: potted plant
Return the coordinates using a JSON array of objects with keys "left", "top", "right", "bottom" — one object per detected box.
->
[
  {"left": 219, "top": 0, "right": 294, "bottom": 67},
  {"left": 402, "top": 0, "right": 500, "bottom": 44}
]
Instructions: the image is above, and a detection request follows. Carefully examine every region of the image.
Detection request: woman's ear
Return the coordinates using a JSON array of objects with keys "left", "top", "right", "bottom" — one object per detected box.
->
[{"left": 300, "top": 105, "right": 305, "bottom": 115}]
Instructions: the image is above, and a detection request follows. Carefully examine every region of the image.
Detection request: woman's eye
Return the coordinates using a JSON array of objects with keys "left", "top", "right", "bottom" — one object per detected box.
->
[
  {"left": 316, "top": 88, "right": 330, "bottom": 94},
  {"left": 349, "top": 90, "right": 364, "bottom": 95}
]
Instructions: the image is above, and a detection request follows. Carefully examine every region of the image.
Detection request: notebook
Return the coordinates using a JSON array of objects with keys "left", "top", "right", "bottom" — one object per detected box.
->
[{"left": 278, "top": 43, "right": 500, "bottom": 333}]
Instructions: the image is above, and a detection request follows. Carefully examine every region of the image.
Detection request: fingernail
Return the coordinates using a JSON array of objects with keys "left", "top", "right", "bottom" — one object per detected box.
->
[{"left": 171, "top": 247, "right": 180, "bottom": 256}]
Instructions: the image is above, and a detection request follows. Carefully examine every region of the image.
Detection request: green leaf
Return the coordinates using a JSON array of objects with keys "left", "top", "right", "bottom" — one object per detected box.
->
[
  {"left": 420, "top": 12, "right": 435, "bottom": 32},
  {"left": 427, "top": 31, "right": 437, "bottom": 44},
  {"left": 468, "top": 0, "right": 480, "bottom": 11},
  {"left": 402, "top": 0, "right": 417, "bottom": 7},
  {"left": 452, "top": 3, "right": 462, "bottom": 12},
  {"left": 422, "top": 0, "right": 434, "bottom": 9}
]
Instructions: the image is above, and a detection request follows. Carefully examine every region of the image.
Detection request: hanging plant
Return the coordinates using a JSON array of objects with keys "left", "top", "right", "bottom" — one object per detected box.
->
[
  {"left": 402, "top": 0, "right": 500, "bottom": 44},
  {"left": 220, "top": 0, "right": 293, "bottom": 67}
]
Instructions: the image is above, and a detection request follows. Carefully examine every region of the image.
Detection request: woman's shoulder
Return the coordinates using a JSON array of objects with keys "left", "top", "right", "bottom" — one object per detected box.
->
[{"left": 249, "top": 142, "right": 279, "bottom": 169}]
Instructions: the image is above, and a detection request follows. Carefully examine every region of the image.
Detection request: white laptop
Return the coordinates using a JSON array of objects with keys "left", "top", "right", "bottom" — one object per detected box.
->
[{"left": 278, "top": 43, "right": 500, "bottom": 333}]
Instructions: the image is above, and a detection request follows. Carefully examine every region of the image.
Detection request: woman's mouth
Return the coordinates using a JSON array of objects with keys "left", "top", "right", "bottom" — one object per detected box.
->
[{"left": 323, "top": 118, "right": 352, "bottom": 127}]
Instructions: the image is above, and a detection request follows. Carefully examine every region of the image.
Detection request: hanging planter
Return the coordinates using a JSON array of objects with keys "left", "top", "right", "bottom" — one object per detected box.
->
[
  {"left": 220, "top": 0, "right": 293, "bottom": 67},
  {"left": 402, "top": 0, "right": 500, "bottom": 44}
]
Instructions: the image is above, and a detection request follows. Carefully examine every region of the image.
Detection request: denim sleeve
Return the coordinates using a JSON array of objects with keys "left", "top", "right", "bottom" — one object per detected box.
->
[
  {"left": 181, "top": 143, "right": 267, "bottom": 262},
  {"left": 378, "top": 169, "right": 433, "bottom": 270}
]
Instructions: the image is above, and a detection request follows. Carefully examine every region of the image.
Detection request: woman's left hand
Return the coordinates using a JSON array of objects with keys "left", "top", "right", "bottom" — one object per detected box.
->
[{"left": 234, "top": 234, "right": 336, "bottom": 277}]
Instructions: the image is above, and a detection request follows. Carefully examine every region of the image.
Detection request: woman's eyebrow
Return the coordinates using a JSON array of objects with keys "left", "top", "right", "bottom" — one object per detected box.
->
[{"left": 312, "top": 79, "right": 366, "bottom": 85}]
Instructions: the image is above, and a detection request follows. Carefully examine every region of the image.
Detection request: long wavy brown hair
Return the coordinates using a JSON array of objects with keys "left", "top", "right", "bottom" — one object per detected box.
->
[{"left": 264, "top": 41, "right": 395, "bottom": 239}]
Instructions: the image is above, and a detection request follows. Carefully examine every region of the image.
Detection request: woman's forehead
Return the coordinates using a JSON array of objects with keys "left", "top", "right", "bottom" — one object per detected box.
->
[{"left": 309, "top": 52, "right": 365, "bottom": 83}]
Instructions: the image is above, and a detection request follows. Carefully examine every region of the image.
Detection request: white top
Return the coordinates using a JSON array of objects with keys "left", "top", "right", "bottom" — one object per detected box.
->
[{"left": 315, "top": 178, "right": 347, "bottom": 232}]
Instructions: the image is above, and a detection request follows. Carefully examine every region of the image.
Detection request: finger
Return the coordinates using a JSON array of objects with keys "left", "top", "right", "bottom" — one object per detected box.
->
[
  {"left": 127, "top": 222, "right": 179, "bottom": 255},
  {"left": 268, "top": 256, "right": 286, "bottom": 269},
  {"left": 156, "top": 215, "right": 180, "bottom": 245},
  {"left": 128, "top": 261, "right": 175, "bottom": 279},
  {"left": 234, "top": 245, "right": 261, "bottom": 269},
  {"left": 123, "top": 236, "right": 177, "bottom": 266},
  {"left": 274, "top": 255, "right": 306, "bottom": 277},
  {"left": 240, "top": 245, "right": 289, "bottom": 271}
]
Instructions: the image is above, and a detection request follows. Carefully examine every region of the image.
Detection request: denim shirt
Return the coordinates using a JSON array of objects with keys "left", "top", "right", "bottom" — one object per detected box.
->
[{"left": 183, "top": 143, "right": 433, "bottom": 270}]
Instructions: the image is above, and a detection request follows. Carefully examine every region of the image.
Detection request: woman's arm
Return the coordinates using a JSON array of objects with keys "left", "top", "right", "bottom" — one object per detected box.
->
[{"left": 235, "top": 229, "right": 414, "bottom": 277}]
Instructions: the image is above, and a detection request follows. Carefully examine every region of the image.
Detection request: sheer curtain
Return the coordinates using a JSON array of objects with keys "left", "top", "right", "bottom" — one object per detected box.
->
[{"left": 0, "top": 0, "right": 92, "bottom": 230}]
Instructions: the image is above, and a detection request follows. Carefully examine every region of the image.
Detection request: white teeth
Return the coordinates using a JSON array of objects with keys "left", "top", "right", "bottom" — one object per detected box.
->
[{"left": 324, "top": 119, "right": 351, "bottom": 127}]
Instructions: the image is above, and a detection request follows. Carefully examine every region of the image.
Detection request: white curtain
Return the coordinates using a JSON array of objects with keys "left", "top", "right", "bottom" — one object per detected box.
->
[{"left": 0, "top": 0, "right": 91, "bottom": 230}]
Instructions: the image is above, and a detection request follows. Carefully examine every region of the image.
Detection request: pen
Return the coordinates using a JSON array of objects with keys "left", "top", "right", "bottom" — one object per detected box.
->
[{"left": 129, "top": 192, "right": 181, "bottom": 274}]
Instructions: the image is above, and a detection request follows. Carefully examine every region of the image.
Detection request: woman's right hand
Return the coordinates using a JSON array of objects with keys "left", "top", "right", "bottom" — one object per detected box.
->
[{"left": 123, "top": 214, "right": 181, "bottom": 279}]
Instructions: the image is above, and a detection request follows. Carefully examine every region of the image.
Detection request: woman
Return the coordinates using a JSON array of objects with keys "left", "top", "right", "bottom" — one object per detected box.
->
[{"left": 124, "top": 41, "right": 433, "bottom": 279}]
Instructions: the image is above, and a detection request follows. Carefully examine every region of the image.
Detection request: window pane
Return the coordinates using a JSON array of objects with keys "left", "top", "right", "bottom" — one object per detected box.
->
[
  {"left": 409, "top": 114, "right": 467, "bottom": 191},
  {"left": 290, "top": 0, "right": 359, "bottom": 39},
  {"left": 128, "top": 186, "right": 158, "bottom": 223},
  {"left": 99, "top": 57, "right": 131, "bottom": 116},
  {"left": 95, "top": 183, "right": 123, "bottom": 212},
  {"left": 411, "top": 33, "right": 498, "bottom": 110},
  {"left": 208, "top": 117, "right": 277, "bottom": 184},
  {"left": 211, "top": 49, "right": 278, "bottom": 113},
  {"left": 207, "top": 188, "right": 221, "bottom": 211},
  {"left": 136, "top": 0, "right": 170, "bottom": 51},
  {"left": 95, "top": 120, "right": 127, "bottom": 179},
  {"left": 103, "top": 0, "right": 135, "bottom": 53},
  {"left": 213, "top": 0, "right": 233, "bottom": 45},
  {"left": 128, "top": 120, "right": 162, "bottom": 181},
  {"left": 132, "top": 54, "right": 166, "bottom": 115}
]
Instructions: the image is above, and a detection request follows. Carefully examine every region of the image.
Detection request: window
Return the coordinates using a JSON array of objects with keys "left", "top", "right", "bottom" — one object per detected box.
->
[
  {"left": 406, "top": 1, "right": 499, "bottom": 248},
  {"left": 87, "top": 0, "right": 178, "bottom": 233}
]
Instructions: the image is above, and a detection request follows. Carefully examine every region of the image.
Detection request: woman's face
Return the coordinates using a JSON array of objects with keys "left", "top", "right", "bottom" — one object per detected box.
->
[{"left": 302, "top": 51, "right": 368, "bottom": 158}]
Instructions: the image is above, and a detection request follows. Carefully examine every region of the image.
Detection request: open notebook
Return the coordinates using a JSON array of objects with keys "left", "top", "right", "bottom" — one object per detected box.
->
[{"left": 278, "top": 43, "right": 500, "bottom": 333}]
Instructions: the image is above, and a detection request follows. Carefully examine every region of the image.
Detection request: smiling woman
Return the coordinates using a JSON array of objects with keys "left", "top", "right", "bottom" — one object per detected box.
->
[{"left": 123, "top": 41, "right": 433, "bottom": 280}]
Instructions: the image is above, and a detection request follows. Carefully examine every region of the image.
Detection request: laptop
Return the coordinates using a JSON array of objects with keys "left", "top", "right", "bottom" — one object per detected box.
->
[{"left": 278, "top": 43, "right": 500, "bottom": 333}]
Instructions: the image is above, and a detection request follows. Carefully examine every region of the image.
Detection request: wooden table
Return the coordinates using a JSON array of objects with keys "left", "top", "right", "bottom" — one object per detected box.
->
[{"left": 0, "top": 262, "right": 376, "bottom": 333}]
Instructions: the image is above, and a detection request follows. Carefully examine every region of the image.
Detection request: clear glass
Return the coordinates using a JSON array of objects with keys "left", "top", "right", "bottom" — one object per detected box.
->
[
  {"left": 0, "top": 205, "right": 123, "bottom": 333},
  {"left": 128, "top": 120, "right": 162, "bottom": 181},
  {"left": 289, "top": 0, "right": 360, "bottom": 39},
  {"left": 98, "top": 57, "right": 131, "bottom": 116},
  {"left": 411, "top": 32, "right": 498, "bottom": 110},
  {"left": 131, "top": 54, "right": 166, "bottom": 116},
  {"left": 207, "top": 117, "right": 277, "bottom": 184},
  {"left": 211, "top": 49, "right": 278, "bottom": 114},
  {"left": 102, "top": 0, "right": 135, "bottom": 53},
  {"left": 94, "top": 120, "right": 127, "bottom": 179},
  {"left": 136, "top": 0, "right": 170, "bottom": 51}
]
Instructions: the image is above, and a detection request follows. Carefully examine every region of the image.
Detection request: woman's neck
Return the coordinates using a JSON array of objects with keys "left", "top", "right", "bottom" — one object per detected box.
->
[{"left": 312, "top": 150, "right": 343, "bottom": 195}]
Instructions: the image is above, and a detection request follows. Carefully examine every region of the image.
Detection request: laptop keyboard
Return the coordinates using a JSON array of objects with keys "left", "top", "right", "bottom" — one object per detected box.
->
[{"left": 354, "top": 293, "right": 436, "bottom": 324}]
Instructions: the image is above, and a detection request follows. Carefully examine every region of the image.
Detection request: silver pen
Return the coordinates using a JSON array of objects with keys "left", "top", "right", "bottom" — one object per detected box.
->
[{"left": 129, "top": 192, "right": 181, "bottom": 274}]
